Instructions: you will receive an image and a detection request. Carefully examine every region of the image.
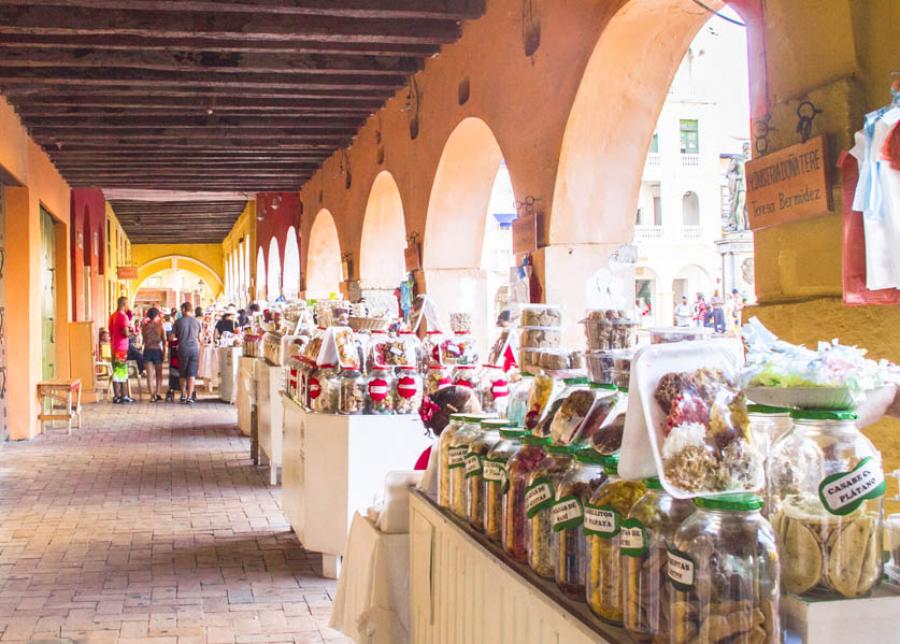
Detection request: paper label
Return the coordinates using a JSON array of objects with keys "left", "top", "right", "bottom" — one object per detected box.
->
[
  {"left": 525, "top": 478, "right": 554, "bottom": 518},
  {"left": 551, "top": 496, "right": 584, "bottom": 532},
  {"left": 464, "top": 454, "right": 482, "bottom": 478},
  {"left": 455, "top": 378, "right": 474, "bottom": 389},
  {"left": 818, "top": 456, "right": 886, "bottom": 516},
  {"left": 397, "top": 375, "right": 419, "bottom": 399},
  {"left": 583, "top": 505, "right": 620, "bottom": 538},
  {"left": 447, "top": 446, "right": 467, "bottom": 469},
  {"left": 620, "top": 518, "right": 648, "bottom": 557},
  {"left": 367, "top": 378, "right": 389, "bottom": 402},
  {"left": 308, "top": 377, "right": 321, "bottom": 400},
  {"left": 490, "top": 379, "right": 509, "bottom": 399},
  {"left": 483, "top": 459, "right": 506, "bottom": 483},
  {"left": 667, "top": 547, "right": 695, "bottom": 591}
]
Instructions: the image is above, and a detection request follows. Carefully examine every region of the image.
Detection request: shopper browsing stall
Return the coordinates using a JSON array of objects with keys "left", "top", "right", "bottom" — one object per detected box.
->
[{"left": 173, "top": 302, "right": 201, "bottom": 404}]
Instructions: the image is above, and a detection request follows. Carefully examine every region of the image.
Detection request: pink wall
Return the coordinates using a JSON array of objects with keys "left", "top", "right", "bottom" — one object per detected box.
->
[
  {"left": 70, "top": 188, "right": 106, "bottom": 327},
  {"left": 255, "top": 192, "right": 301, "bottom": 275}
]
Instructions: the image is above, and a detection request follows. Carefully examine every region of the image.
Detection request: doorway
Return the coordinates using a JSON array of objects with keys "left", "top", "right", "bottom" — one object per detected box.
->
[{"left": 40, "top": 207, "right": 56, "bottom": 381}]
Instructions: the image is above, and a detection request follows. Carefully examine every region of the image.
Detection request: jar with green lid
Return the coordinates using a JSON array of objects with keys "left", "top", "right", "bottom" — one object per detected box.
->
[
  {"left": 438, "top": 413, "right": 468, "bottom": 508},
  {"left": 747, "top": 404, "right": 792, "bottom": 468},
  {"left": 767, "top": 409, "right": 884, "bottom": 599},
  {"left": 483, "top": 425, "right": 525, "bottom": 543},
  {"left": 448, "top": 414, "right": 497, "bottom": 519},
  {"left": 505, "top": 375, "right": 533, "bottom": 427},
  {"left": 551, "top": 447, "right": 608, "bottom": 599},
  {"left": 622, "top": 477, "right": 694, "bottom": 642},
  {"left": 525, "top": 444, "right": 575, "bottom": 578},
  {"left": 585, "top": 457, "right": 646, "bottom": 624},
  {"left": 465, "top": 419, "right": 506, "bottom": 532},
  {"left": 669, "top": 493, "right": 780, "bottom": 644},
  {"left": 502, "top": 432, "right": 550, "bottom": 561}
]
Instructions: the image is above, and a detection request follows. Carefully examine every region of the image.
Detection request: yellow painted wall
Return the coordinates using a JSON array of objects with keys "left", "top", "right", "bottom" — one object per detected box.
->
[
  {"left": 0, "top": 96, "right": 71, "bottom": 440},
  {"left": 221, "top": 201, "right": 255, "bottom": 303},
  {"left": 103, "top": 203, "right": 134, "bottom": 317},
  {"left": 132, "top": 243, "right": 225, "bottom": 299}
]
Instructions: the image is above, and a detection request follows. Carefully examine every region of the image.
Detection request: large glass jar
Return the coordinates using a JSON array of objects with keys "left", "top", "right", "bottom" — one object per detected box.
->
[
  {"left": 622, "top": 477, "right": 695, "bottom": 642},
  {"left": 767, "top": 409, "right": 884, "bottom": 599},
  {"left": 438, "top": 413, "right": 468, "bottom": 508},
  {"left": 526, "top": 445, "right": 575, "bottom": 578},
  {"left": 505, "top": 374, "right": 533, "bottom": 426},
  {"left": 338, "top": 369, "right": 366, "bottom": 415},
  {"left": 365, "top": 367, "right": 395, "bottom": 415},
  {"left": 585, "top": 461, "right": 646, "bottom": 625},
  {"left": 484, "top": 426, "right": 526, "bottom": 544},
  {"left": 465, "top": 419, "right": 506, "bottom": 532},
  {"left": 309, "top": 364, "right": 339, "bottom": 413},
  {"left": 449, "top": 414, "right": 496, "bottom": 519},
  {"left": 394, "top": 366, "right": 423, "bottom": 415},
  {"left": 480, "top": 364, "right": 511, "bottom": 416},
  {"left": 503, "top": 433, "right": 551, "bottom": 562},
  {"left": 669, "top": 494, "right": 781, "bottom": 644},
  {"left": 551, "top": 448, "right": 608, "bottom": 599},
  {"left": 452, "top": 364, "right": 480, "bottom": 390},
  {"left": 365, "top": 330, "right": 389, "bottom": 372},
  {"left": 424, "top": 363, "right": 452, "bottom": 397},
  {"left": 422, "top": 330, "right": 444, "bottom": 370},
  {"left": 748, "top": 405, "right": 792, "bottom": 477}
]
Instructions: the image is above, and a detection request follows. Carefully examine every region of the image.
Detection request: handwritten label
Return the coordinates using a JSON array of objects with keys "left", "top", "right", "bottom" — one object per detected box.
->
[
  {"left": 551, "top": 496, "right": 584, "bottom": 532},
  {"left": 667, "top": 548, "right": 695, "bottom": 591},
  {"left": 525, "top": 479, "right": 554, "bottom": 518},
  {"left": 464, "top": 454, "right": 482, "bottom": 478},
  {"left": 818, "top": 457, "right": 886, "bottom": 515},
  {"left": 483, "top": 460, "right": 506, "bottom": 483},
  {"left": 447, "top": 446, "right": 467, "bottom": 469},
  {"left": 620, "top": 518, "right": 648, "bottom": 557},
  {"left": 584, "top": 505, "right": 620, "bottom": 537}
]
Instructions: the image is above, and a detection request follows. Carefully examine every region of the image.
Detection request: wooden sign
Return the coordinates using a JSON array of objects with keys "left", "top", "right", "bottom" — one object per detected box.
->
[
  {"left": 404, "top": 242, "right": 421, "bottom": 273},
  {"left": 746, "top": 136, "right": 832, "bottom": 230},
  {"left": 512, "top": 211, "right": 537, "bottom": 255},
  {"left": 116, "top": 265, "right": 138, "bottom": 280}
]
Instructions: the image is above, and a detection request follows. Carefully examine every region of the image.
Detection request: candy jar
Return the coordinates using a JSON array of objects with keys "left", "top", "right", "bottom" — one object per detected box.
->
[
  {"left": 310, "top": 364, "right": 339, "bottom": 414},
  {"left": 526, "top": 445, "right": 575, "bottom": 578},
  {"left": 438, "top": 413, "right": 468, "bottom": 508},
  {"left": 338, "top": 369, "right": 366, "bottom": 415},
  {"left": 422, "top": 330, "right": 444, "bottom": 370},
  {"left": 452, "top": 364, "right": 480, "bottom": 390},
  {"left": 465, "top": 419, "right": 506, "bottom": 532},
  {"left": 448, "top": 414, "right": 497, "bottom": 519},
  {"left": 503, "top": 433, "right": 550, "bottom": 562},
  {"left": 670, "top": 494, "right": 781, "bottom": 643},
  {"left": 424, "top": 363, "right": 452, "bottom": 397},
  {"left": 551, "top": 447, "right": 608, "bottom": 599},
  {"left": 484, "top": 426, "right": 526, "bottom": 544},
  {"left": 393, "top": 366, "right": 423, "bottom": 415},
  {"left": 747, "top": 404, "right": 792, "bottom": 481},
  {"left": 622, "top": 477, "right": 695, "bottom": 642},
  {"left": 505, "top": 374, "right": 533, "bottom": 426},
  {"left": 366, "top": 367, "right": 395, "bottom": 415},
  {"left": 480, "top": 364, "right": 511, "bottom": 416}
]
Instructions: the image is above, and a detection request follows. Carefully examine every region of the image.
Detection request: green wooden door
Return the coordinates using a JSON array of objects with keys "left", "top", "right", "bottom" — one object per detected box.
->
[{"left": 40, "top": 208, "right": 56, "bottom": 381}]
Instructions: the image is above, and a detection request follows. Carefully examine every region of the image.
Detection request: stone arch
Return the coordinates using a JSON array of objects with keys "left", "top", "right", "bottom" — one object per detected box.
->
[
  {"left": 305, "top": 208, "right": 342, "bottom": 299},
  {"left": 359, "top": 170, "right": 407, "bottom": 289},
  {"left": 267, "top": 238, "right": 282, "bottom": 301},
  {"left": 255, "top": 247, "right": 266, "bottom": 300},
  {"left": 283, "top": 226, "right": 301, "bottom": 299},
  {"left": 135, "top": 255, "right": 223, "bottom": 299}
]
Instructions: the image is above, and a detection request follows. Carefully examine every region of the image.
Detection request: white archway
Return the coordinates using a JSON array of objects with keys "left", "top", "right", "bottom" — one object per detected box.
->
[
  {"left": 267, "top": 238, "right": 282, "bottom": 301},
  {"left": 360, "top": 171, "right": 407, "bottom": 289},
  {"left": 283, "top": 226, "right": 301, "bottom": 300},
  {"left": 256, "top": 248, "right": 266, "bottom": 300},
  {"left": 306, "top": 209, "right": 342, "bottom": 299}
]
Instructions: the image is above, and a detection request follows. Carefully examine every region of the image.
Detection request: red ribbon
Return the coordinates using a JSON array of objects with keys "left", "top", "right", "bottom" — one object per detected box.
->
[{"left": 419, "top": 397, "right": 441, "bottom": 424}]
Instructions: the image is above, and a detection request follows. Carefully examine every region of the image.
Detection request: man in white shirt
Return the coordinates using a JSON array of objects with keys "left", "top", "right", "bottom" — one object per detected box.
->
[{"left": 674, "top": 296, "right": 693, "bottom": 327}]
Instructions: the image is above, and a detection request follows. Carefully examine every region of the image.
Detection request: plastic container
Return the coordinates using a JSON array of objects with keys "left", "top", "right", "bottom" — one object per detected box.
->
[
  {"left": 585, "top": 460, "right": 646, "bottom": 625},
  {"left": 438, "top": 414, "right": 468, "bottom": 509},
  {"left": 449, "top": 415, "right": 496, "bottom": 520},
  {"left": 449, "top": 311, "right": 473, "bottom": 334},
  {"left": 366, "top": 367, "right": 395, "bottom": 415},
  {"left": 622, "top": 477, "right": 695, "bottom": 642},
  {"left": 578, "top": 385, "right": 625, "bottom": 453},
  {"left": 309, "top": 364, "right": 339, "bottom": 414},
  {"left": 520, "top": 326, "right": 562, "bottom": 350},
  {"left": 520, "top": 348, "right": 542, "bottom": 373},
  {"left": 582, "top": 309, "right": 637, "bottom": 351},
  {"left": 551, "top": 448, "right": 608, "bottom": 599},
  {"left": 480, "top": 365, "right": 511, "bottom": 416},
  {"left": 767, "top": 409, "right": 884, "bottom": 598},
  {"left": 520, "top": 304, "right": 562, "bottom": 328},
  {"left": 669, "top": 494, "right": 781, "bottom": 644},
  {"left": 424, "top": 363, "right": 452, "bottom": 397},
  {"left": 505, "top": 375, "right": 534, "bottom": 427},
  {"left": 585, "top": 348, "right": 633, "bottom": 388},
  {"left": 526, "top": 445, "right": 575, "bottom": 578},
  {"left": 422, "top": 330, "right": 444, "bottom": 368},
  {"left": 484, "top": 426, "right": 526, "bottom": 544},
  {"left": 539, "top": 348, "right": 584, "bottom": 372},
  {"left": 442, "top": 332, "right": 479, "bottom": 366},
  {"left": 394, "top": 366, "right": 423, "bottom": 415},
  {"left": 549, "top": 378, "right": 596, "bottom": 444},
  {"left": 465, "top": 419, "right": 506, "bottom": 532},
  {"left": 503, "top": 433, "right": 551, "bottom": 562},
  {"left": 649, "top": 326, "right": 713, "bottom": 344},
  {"left": 525, "top": 373, "right": 563, "bottom": 430},
  {"left": 338, "top": 369, "right": 366, "bottom": 415}
]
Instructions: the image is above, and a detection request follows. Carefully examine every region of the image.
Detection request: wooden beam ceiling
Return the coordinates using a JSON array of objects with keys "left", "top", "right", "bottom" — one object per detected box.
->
[
  {"left": 108, "top": 199, "right": 250, "bottom": 244},
  {"left": 0, "top": 0, "right": 483, "bottom": 242}
]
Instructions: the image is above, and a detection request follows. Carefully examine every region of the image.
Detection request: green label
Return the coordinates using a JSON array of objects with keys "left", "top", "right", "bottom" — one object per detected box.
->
[
  {"left": 620, "top": 518, "right": 648, "bottom": 557},
  {"left": 667, "top": 546, "right": 695, "bottom": 592},
  {"left": 551, "top": 495, "right": 584, "bottom": 532},
  {"left": 464, "top": 454, "right": 483, "bottom": 479},
  {"left": 483, "top": 459, "right": 505, "bottom": 484},
  {"left": 818, "top": 456, "right": 886, "bottom": 516},
  {"left": 447, "top": 445, "right": 467, "bottom": 469},
  {"left": 584, "top": 504, "right": 620, "bottom": 538},
  {"left": 525, "top": 477, "right": 555, "bottom": 518}
]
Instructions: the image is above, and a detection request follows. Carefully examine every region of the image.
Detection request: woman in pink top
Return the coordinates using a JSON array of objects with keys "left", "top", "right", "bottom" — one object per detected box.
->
[{"left": 107, "top": 296, "right": 134, "bottom": 404}]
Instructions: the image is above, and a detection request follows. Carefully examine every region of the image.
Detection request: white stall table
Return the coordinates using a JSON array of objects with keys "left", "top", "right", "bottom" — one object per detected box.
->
[
  {"left": 256, "top": 361, "right": 284, "bottom": 486},
  {"left": 236, "top": 356, "right": 257, "bottom": 437},
  {"left": 281, "top": 396, "right": 428, "bottom": 578},
  {"left": 217, "top": 346, "right": 242, "bottom": 403}
]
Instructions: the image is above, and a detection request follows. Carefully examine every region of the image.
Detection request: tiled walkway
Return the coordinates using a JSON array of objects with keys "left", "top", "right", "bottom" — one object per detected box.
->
[{"left": 0, "top": 400, "right": 346, "bottom": 644}]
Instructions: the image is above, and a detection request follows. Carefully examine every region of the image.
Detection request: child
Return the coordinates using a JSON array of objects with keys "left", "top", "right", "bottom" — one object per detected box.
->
[{"left": 165, "top": 331, "right": 180, "bottom": 402}]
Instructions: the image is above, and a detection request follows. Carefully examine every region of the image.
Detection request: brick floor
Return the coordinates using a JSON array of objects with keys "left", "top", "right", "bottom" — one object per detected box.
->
[{"left": 0, "top": 399, "right": 348, "bottom": 644}]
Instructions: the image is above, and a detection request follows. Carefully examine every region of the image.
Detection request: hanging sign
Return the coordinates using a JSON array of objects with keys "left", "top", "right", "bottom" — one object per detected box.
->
[
  {"left": 512, "top": 211, "right": 537, "bottom": 255},
  {"left": 746, "top": 136, "right": 832, "bottom": 230},
  {"left": 117, "top": 265, "right": 138, "bottom": 280},
  {"left": 404, "top": 242, "right": 421, "bottom": 272}
]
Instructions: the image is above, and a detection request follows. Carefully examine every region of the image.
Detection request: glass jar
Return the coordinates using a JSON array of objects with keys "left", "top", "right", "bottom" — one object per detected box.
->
[
  {"left": 309, "top": 364, "right": 339, "bottom": 414},
  {"left": 585, "top": 460, "right": 646, "bottom": 625},
  {"left": 748, "top": 404, "right": 792, "bottom": 476},
  {"left": 551, "top": 447, "right": 608, "bottom": 599},
  {"left": 480, "top": 364, "right": 511, "bottom": 416},
  {"left": 525, "top": 373, "right": 562, "bottom": 430},
  {"left": 424, "top": 363, "right": 452, "bottom": 397},
  {"left": 887, "top": 513, "right": 900, "bottom": 586},
  {"left": 448, "top": 414, "right": 497, "bottom": 520},
  {"left": 465, "top": 419, "right": 506, "bottom": 532},
  {"left": 526, "top": 445, "right": 575, "bottom": 578},
  {"left": 422, "top": 330, "right": 444, "bottom": 370},
  {"left": 767, "top": 409, "right": 884, "bottom": 599},
  {"left": 452, "top": 364, "right": 479, "bottom": 390},
  {"left": 365, "top": 367, "right": 395, "bottom": 415},
  {"left": 484, "top": 427, "right": 526, "bottom": 544},
  {"left": 296, "top": 357, "right": 315, "bottom": 409},
  {"left": 438, "top": 413, "right": 468, "bottom": 509},
  {"left": 398, "top": 330, "right": 422, "bottom": 368},
  {"left": 394, "top": 366, "right": 423, "bottom": 415},
  {"left": 622, "top": 477, "right": 695, "bottom": 642},
  {"left": 365, "top": 330, "right": 389, "bottom": 372},
  {"left": 503, "top": 433, "right": 551, "bottom": 562},
  {"left": 338, "top": 369, "right": 366, "bottom": 415},
  {"left": 505, "top": 374, "right": 533, "bottom": 427},
  {"left": 669, "top": 494, "right": 781, "bottom": 644}
]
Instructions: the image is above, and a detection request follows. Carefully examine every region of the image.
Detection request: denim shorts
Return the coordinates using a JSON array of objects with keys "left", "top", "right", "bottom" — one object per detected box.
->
[
  {"left": 179, "top": 349, "right": 200, "bottom": 378},
  {"left": 143, "top": 348, "right": 163, "bottom": 364}
]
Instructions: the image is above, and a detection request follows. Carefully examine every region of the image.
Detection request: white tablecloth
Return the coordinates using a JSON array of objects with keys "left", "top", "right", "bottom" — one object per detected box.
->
[
  {"left": 329, "top": 513, "right": 410, "bottom": 644},
  {"left": 198, "top": 344, "right": 219, "bottom": 386}
]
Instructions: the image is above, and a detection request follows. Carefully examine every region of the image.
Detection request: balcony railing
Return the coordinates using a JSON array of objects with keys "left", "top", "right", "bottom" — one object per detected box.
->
[
  {"left": 634, "top": 225, "right": 664, "bottom": 241},
  {"left": 682, "top": 225, "right": 703, "bottom": 240},
  {"left": 646, "top": 153, "right": 661, "bottom": 167},
  {"left": 681, "top": 153, "right": 700, "bottom": 167}
]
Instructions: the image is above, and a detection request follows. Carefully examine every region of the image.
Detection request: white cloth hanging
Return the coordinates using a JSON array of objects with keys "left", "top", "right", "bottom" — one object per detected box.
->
[{"left": 850, "top": 104, "right": 900, "bottom": 290}]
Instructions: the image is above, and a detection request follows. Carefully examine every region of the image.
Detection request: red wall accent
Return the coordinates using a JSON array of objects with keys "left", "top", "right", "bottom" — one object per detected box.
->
[
  {"left": 70, "top": 188, "right": 107, "bottom": 326},
  {"left": 256, "top": 191, "right": 301, "bottom": 274}
]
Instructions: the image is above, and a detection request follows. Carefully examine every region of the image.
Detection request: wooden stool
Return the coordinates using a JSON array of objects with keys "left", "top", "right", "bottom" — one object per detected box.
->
[{"left": 37, "top": 379, "right": 82, "bottom": 435}]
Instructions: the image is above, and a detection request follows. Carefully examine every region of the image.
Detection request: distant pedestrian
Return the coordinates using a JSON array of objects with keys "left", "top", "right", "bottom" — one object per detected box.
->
[
  {"left": 174, "top": 302, "right": 202, "bottom": 404},
  {"left": 674, "top": 296, "right": 693, "bottom": 327},
  {"left": 108, "top": 296, "right": 134, "bottom": 404}
]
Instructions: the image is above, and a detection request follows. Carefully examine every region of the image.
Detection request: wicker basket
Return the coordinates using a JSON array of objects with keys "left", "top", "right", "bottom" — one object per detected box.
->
[{"left": 348, "top": 316, "right": 389, "bottom": 332}]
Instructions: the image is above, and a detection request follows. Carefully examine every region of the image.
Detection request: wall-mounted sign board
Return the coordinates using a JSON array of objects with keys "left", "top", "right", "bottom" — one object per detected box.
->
[
  {"left": 116, "top": 265, "right": 138, "bottom": 280},
  {"left": 747, "top": 136, "right": 832, "bottom": 230}
]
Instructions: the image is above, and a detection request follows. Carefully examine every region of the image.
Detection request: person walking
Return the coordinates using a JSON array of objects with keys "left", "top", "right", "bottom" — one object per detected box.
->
[
  {"left": 108, "top": 296, "right": 134, "bottom": 404},
  {"left": 141, "top": 307, "right": 166, "bottom": 402},
  {"left": 173, "top": 302, "right": 202, "bottom": 404}
]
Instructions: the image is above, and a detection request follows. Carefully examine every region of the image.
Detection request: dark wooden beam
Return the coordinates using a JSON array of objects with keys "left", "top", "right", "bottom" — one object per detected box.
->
[
  {"left": 2, "top": 84, "right": 394, "bottom": 100},
  {"left": 27, "top": 115, "right": 365, "bottom": 128},
  {"left": 16, "top": 106, "right": 377, "bottom": 117}
]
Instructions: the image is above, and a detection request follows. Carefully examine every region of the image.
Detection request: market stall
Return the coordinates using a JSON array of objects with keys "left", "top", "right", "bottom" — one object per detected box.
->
[{"left": 217, "top": 345, "right": 242, "bottom": 403}]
